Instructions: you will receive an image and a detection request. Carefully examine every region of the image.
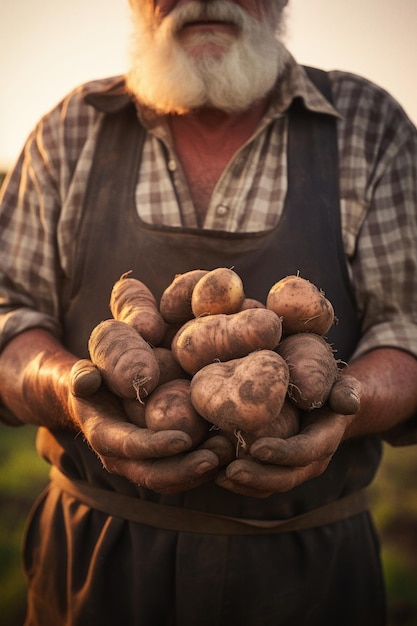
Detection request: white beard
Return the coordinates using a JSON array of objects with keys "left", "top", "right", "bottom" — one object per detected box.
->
[{"left": 126, "top": 1, "right": 289, "bottom": 115}]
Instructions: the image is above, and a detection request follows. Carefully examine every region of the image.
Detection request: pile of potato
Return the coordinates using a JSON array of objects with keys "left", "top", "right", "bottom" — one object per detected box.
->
[{"left": 71, "top": 268, "right": 361, "bottom": 458}]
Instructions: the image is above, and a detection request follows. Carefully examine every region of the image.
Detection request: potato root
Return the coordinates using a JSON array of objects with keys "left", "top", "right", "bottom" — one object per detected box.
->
[
  {"left": 328, "top": 374, "right": 361, "bottom": 415},
  {"left": 191, "top": 267, "right": 245, "bottom": 317},
  {"left": 266, "top": 274, "right": 335, "bottom": 336},
  {"left": 159, "top": 269, "right": 209, "bottom": 324},
  {"left": 190, "top": 350, "right": 290, "bottom": 434},
  {"left": 277, "top": 333, "right": 338, "bottom": 410},
  {"left": 69, "top": 359, "right": 102, "bottom": 397},
  {"left": 88, "top": 319, "right": 160, "bottom": 400},
  {"left": 172, "top": 308, "right": 282, "bottom": 375},
  {"left": 110, "top": 272, "right": 167, "bottom": 346},
  {"left": 145, "top": 379, "right": 210, "bottom": 447}
]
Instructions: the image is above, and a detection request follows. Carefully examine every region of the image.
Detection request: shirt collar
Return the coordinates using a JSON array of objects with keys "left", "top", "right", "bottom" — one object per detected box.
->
[{"left": 266, "top": 53, "right": 341, "bottom": 121}]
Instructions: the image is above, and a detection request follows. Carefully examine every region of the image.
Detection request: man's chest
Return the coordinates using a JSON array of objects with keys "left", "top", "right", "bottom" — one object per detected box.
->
[{"left": 136, "top": 117, "right": 289, "bottom": 232}]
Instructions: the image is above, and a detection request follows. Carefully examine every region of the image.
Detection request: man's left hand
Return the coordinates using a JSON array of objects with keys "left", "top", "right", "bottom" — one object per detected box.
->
[{"left": 215, "top": 407, "right": 355, "bottom": 498}]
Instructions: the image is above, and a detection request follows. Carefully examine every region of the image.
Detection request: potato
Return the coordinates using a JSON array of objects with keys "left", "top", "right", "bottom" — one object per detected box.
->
[
  {"left": 157, "top": 323, "right": 183, "bottom": 349},
  {"left": 88, "top": 319, "right": 160, "bottom": 400},
  {"left": 152, "top": 347, "right": 189, "bottom": 386},
  {"left": 226, "top": 398, "right": 300, "bottom": 458},
  {"left": 145, "top": 379, "right": 209, "bottom": 447},
  {"left": 266, "top": 274, "right": 335, "bottom": 336},
  {"left": 239, "top": 297, "right": 266, "bottom": 311},
  {"left": 250, "top": 398, "right": 299, "bottom": 440},
  {"left": 190, "top": 350, "right": 290, "bottom": 434},
  {"left": 191, "top": 267, "right": 245, "bottom": 316},
  {"left": 122, "top": 397, "right": 147, "bottom": 427},
  {"left": 110, "top": 272, "right": 167, "bottom": 346},
  {"left": 159, "top": 269, "right": 209, "bottom": 324},
  {"left": 277, "top": 333, "right": 338, "bottom": 410},
  {"left": 172, "top": 308, "right": 282, "bottom": 375}
]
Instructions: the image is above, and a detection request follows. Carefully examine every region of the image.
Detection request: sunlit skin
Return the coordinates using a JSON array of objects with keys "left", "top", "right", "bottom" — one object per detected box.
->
[{"left": 168, "top": 100, "right": 270, "bottom": 216}]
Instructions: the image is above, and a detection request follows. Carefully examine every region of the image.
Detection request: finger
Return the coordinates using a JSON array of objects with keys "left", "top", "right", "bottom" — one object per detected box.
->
[
  {"left": 217, "top": 457, "right": 331, "bottom": 494},
  {"left": 106, "top": 448, "right": 219, "bottom": 492},
  {"left": 90, "top": 420, "right": 193, "bottom": 459},
  {"left": 199, "top": 434, "right": 235, "bottom": 466},
  {"left": 155, "top": 470, "right": 218, "bottom": 495},
  {"left": 250, "top": 410, "right": 351, "bottom": 466},
  {"left": 215, "top": 468, "right": 274, "bottom": 498},
  {"left": 72, "top": 392, "right": 194, "bottom": 458}
]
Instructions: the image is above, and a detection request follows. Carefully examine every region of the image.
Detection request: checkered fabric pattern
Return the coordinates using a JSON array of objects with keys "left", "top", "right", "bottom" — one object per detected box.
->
[{"left": 0, "top": 53, "right": 416, "bottom": 362}]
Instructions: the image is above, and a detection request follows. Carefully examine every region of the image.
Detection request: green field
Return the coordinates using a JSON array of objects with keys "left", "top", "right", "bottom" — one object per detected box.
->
[
  {"left": 0, "top": 425, "right": 50, "bottom": 625},
  {"left": 1, "top": 423, "right": 417, "bottom": 626}
]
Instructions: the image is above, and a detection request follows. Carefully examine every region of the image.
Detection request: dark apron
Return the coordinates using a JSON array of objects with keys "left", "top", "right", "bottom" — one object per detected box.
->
[{"left": 23, "top": 69, "right": 386, "bottom": 626}]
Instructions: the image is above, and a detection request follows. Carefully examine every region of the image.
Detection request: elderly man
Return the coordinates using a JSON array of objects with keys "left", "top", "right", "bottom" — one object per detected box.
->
[{"left": 0, "top": 1, "right": 416, "bottom": 624}]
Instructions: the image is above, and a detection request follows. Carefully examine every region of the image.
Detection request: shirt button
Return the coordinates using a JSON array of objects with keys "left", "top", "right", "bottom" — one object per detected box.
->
[
  {"left": 216, "top": 204, "right": 229, "bottom": 216},
  {"left": 167, "top": 159, "right": 177, "bottom": 172}
]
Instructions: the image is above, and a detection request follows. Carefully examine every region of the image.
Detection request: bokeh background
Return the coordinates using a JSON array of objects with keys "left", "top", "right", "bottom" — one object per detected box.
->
[{"left": 1, "top": 1, "right": 417, "bottom": 625}]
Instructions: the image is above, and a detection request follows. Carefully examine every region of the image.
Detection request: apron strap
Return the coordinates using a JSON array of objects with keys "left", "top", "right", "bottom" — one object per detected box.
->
[{"left": 50, "top": 466, "right": 370, "bottom": 535}]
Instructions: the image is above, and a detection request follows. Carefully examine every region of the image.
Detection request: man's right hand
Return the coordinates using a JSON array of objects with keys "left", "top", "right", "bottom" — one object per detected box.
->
[
  {"left": 68, "top": 386, "right": 228, "bottom": 493},
  {"left": 0, "top": 328, "right": 233, "bottom": 494}
]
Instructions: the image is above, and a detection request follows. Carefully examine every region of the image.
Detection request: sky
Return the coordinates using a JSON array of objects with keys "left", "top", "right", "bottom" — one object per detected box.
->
[{"left": 1, "top": 0, "right": 416, "bottom": 170}]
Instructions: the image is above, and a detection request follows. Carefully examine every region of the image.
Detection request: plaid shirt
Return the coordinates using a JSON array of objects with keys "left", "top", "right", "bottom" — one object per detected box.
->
[{"left": 0, "top": 53, "right": 416, "bottom": 363}]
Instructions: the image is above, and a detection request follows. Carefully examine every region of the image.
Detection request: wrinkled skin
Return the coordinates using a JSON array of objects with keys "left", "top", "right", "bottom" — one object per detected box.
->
[
  {"left": 69, "top": 382, "right": 352, "bottom": 497},
  {"left": 0, "top": 329, "right": 232, "bottom": 494},
  {"left": 67, "top": 380, "right": 234, "bottom": 494},
  {"left": 1, "top": 330, "right": 417, "bottom": 497},
  {"left": 216, "top": 406, "right": 354, "bottom": 498}
]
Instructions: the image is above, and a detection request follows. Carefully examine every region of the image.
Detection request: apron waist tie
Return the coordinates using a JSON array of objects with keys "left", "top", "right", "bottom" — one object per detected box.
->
[{"left": 49, "top": 466, "right": 370, "bottom": 535}]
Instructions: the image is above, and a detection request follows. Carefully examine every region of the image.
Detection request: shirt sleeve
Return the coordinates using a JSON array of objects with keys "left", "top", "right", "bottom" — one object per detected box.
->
[
  {"left": 334, "top": 74, "right": 417, "bottom": 363},
  {"left": 350, "top": 123, "right": 417, "bottom": 362},
  {"left": 0, "top": 82, "right": 103, "bottom": 352},
  {"left": 0, "top": 117, "right": 65, "bottom": 350},
  {"left": 337, "top": 78, "right": 417, "bottom": 444}
]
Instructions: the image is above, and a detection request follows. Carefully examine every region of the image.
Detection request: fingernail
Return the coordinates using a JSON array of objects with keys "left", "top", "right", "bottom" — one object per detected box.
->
[
  {"left": 228, "top": 469, "right": 249, "bottom": 483},
  {"left": 196, "top": 461, "right": 217, "bottom": 475},
  {"left": 251, "top": 447, "right": 272, "bottom": 462},
  {"left": 171, "top": 436, "right": 192, "bottom": 451}
]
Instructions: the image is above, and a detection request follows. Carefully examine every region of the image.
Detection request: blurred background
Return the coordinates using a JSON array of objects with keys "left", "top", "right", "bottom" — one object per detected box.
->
[
  {"left": 1, "top": 0, "right": 417, "bottom": 169},
  {"left": 1, "top": 1, "right": 417, "bottom": 624}
]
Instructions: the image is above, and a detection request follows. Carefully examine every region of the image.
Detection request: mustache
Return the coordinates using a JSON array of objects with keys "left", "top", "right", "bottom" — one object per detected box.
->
[{"left": 169, "top": 1, "right": 249, "bottom": 31}]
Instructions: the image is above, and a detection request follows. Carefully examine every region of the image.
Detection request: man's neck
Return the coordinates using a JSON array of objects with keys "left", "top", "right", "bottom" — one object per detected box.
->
[
  {"left": 169, "top": 97, "right": 271, "bottom": 147},
  {"left": 167, "top": 98, "right": 270, "bottom": 223}
]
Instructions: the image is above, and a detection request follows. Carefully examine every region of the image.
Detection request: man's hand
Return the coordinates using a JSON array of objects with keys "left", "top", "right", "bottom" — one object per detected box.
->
[
  {"left": 69, "top": 388, "right": 233, "bottom": 494},
  {"left": 215, "top": 407, "right": 355, "bottom": 498},
  {"left": 0, "top": 328, "right": 233, "bottom": 494}
]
